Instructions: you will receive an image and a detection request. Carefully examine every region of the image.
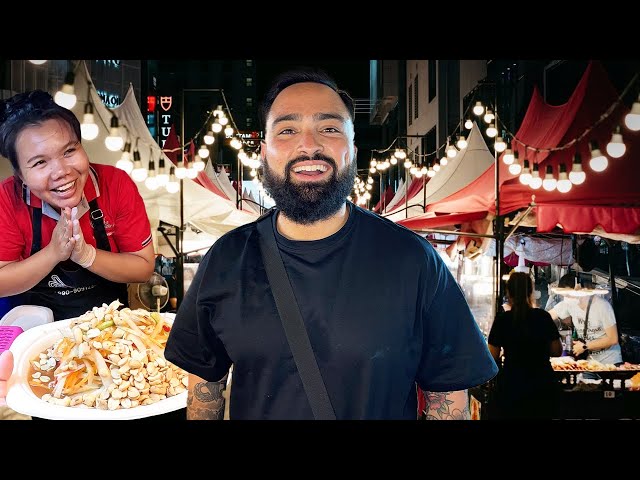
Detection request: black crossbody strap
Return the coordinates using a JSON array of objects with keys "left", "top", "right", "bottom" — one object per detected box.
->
[
  {"left": 583, "top": 296, "right": 594, "bottom": 340},
  {"left": 256, "top": 213, "right": 336, "bottom": 420}
]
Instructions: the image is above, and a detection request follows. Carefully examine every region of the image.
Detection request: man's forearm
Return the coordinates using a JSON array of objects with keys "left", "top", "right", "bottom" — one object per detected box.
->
[
  {"left": 423, "top": 390, "right": 470, "bottom": 420},
  {"left": 186, "top": 373, "right": 227, "bottom": 420}
]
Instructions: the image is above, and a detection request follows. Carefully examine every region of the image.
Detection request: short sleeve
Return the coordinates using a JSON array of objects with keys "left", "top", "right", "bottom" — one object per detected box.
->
[
  {"left": 595, "top": 298, "right": 617, "bottom": 329},
  {"left": 0, "top": 180, "right": 26, "bottom": 261},
  {"left": 552, "top": 300, "right": 570, "bottom": 319},
  {"left": 415, "top": 240, "right": 498, "bottom": 392},
  {"left": 164, "top": 247, "right": 232, "bottom": 382}
]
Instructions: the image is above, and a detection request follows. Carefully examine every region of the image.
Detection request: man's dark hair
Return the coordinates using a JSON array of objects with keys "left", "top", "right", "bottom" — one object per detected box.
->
[
  {"left": 558, "top": 272, "right": 577, "bottom": 288},
  {"left": 0, "top": 90, "right": 81, "bottom": 171},
  {"left": 259, "top": 68, "right": 355, "bottom": 130}
]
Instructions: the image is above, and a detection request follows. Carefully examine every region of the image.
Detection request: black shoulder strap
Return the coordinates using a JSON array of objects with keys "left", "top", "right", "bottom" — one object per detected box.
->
[
  {"left": 256, "top": 212, "right": 336, "bottom": 420},
  {"left": 583, "top": 296, "right": 594, "bottom": 339},
  {"left": 89, "top": 198, "right": 111, "bottom": 252},
  {"left": 31, "top": 207, "right": 42, "bottom": 255}
]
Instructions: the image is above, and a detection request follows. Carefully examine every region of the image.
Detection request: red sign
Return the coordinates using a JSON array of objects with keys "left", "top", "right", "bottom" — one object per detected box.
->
[{"left": 147, "top": 95, "right": 156, "bottom": 113}]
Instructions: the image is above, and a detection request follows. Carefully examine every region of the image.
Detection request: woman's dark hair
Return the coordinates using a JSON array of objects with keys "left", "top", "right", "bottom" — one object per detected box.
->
[
  {"left": 0, "top": 90, "right": 81, "bottom": 171},
  {"left": 259, "top": 68, "right": 355, "bottom": 131},
  {"left": 506, "top": 272, "right": 534, "bottom": 329}
]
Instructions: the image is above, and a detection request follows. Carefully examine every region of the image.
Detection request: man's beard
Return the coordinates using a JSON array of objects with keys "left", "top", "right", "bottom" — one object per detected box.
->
[{"left": 262, "top": 154, "right": 357, "bottom": 225}]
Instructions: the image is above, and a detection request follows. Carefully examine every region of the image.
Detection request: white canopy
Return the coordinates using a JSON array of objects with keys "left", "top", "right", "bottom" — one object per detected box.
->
[
  {"left": 69, "top": 62, "right": 258, "bottom": 253},
  {"left": 383, "top": 122, "right": 495, "bottom": 223}
]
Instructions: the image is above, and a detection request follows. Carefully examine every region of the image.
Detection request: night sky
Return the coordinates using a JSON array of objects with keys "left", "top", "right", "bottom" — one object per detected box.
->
[{"left": 255, "top": 60, "right": 371, "bottom": 104}]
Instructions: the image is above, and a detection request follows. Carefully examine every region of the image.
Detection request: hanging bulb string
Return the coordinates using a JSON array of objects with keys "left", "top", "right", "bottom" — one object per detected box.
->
[{"left": 498, "top": 71, "right": 640, "bottom": 156}]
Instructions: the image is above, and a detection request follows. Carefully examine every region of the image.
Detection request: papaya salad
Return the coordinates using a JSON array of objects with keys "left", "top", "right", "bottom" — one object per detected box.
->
[{"left": 28, "top": 300, "right": 188, "bottom": 411}]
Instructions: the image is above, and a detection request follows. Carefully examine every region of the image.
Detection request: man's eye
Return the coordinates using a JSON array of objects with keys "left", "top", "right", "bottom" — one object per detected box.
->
[
  {"left": 279, "top": 128, "right": 294, "bottom": 135},
  {"left": 323, "top": 127, "right": 339, "bottom": 133},
  {"left": 31, "top": 160, "right": 46, "bottom": 168},
  {"left": 64, "top": 148, "right": 77, "bottom": 156}
]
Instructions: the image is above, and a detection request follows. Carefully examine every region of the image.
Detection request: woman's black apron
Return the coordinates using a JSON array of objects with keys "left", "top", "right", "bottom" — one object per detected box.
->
[{"left": 10, "top": 198, "right": 128, "bottom": 321}]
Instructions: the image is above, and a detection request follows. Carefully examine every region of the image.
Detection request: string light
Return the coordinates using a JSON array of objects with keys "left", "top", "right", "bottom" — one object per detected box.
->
[
  {"left": 569, "top": 153, "right": 586, "bottom": 185},
  {"left": 54, "top": 71, "right": 77, "bottom": 109},
  {"left": 589, "top": 140, "right": 608, "bottom": 172},
  {"left": 529, "top": 163, "right": 542, "bottom": 189},
  {"left": 625, "top": 94, "right": 640, "bottom": 131},
  {"left": 606, "top": 126, "right": 626, "bottom": 158}
]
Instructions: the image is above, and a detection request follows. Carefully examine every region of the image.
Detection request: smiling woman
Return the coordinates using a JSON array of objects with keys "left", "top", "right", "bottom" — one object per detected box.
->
[{"left": 0, "top": 90, "right": 155, "bottom": 322}]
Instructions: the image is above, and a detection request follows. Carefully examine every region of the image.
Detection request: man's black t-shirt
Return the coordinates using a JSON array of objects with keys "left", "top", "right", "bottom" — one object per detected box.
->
[{"left": 165, "top": 203, "right": 498, "bottom": 419}]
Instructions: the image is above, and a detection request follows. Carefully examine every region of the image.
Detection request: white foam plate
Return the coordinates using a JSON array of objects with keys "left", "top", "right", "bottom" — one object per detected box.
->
[
  {"left": 0, "top": 305, "right": 54, "bottom": 330},
  {"left": 6, "top": 312, "right": 186, "bottom": 420}
]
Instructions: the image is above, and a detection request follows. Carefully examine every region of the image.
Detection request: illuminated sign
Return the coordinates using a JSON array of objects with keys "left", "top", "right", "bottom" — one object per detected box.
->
[
  {"left": 159, "top": 96, "right": 173, "bottom": 112},
  {"left": 96, "top": 90, "right": 121, "bottom": 108},
  {"left": 147, "top": 95, "right": 156, "bottom": 113}
]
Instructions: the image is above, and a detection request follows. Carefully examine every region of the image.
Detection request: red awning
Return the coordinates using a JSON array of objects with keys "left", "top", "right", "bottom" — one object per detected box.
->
[{"left": 397, "top": 211, "right": 488, "bottom": 230}]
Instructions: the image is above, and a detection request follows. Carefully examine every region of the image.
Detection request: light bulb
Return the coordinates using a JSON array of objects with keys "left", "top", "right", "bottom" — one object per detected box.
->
[
  {"left": 624, "top": 97, "right": 640, "bottom": 131},
  {"left": 131, "top": 162, "right": 148, "bottom": 182},
  {"left": 198, "top": 145, "right": 210, "bottom": 159},
  {"left": 203, "top": 132, "right": 215, "bottom": 145},
  {"left": 446, "top": 144, "right": 458, "bottom": 158},
  {"left": 456, "top": 136, "right": 468, "bottom": 150},
  {"left": 529, "top": 166, "right": 542, "bottom": 190},
  {"left": 193, "top": 155, "right": 205, "bottom": 172},
  {"left": 556, "top": 165, "right": 572, "bottom": 193},
  {"left": 542, "top": 165, "right": 556, "bottom": 191},
  {"left": 166, "top": 181, "right": 180, "bottom": 194},
  {"left": 81, "top": 114, "right": 99, "bottom": 140},
  {"left": 440, "top": 157, "right": 448, "bottom": 166},
  {"left": 29, "top": 60, "right": 47, "bottom": 65},
  {"left": 224, "top": 126, "right": 234, "bottom": 137},
  {"left": 175, "top": 166, "right": 187, "bottom": 179},
  {"left": 211, "top": 122, "right": 223, "bottom": 133},
  {"left": 483, "top": 109, "right": 494, "bottom": 124},
  {"left": 433, "top": 163, "right": 441, "bottom": 172},
  {"left": 486, "top": 123, "right": 497, "bottom": 138},
  {"left": 116, "top": 154, "right": 134, "bottom": 174},
  {"left": 519, "top": 160, "right": 531, "bottom": 185},
  {"left": 569, "top": 153, "right": 586, "bottom": 185},
  {"left": 606, "top": 127, "right": 626, "bottom": 158},
  {"left": 508, "top": 161, "right": 521, "bottom": 175},
  {"left": 218, "top": 116, "right": 229, "bottom": 126},
  {"left": 589, "top": 140, "right": 608, "bottom": 172},
  {"left": 403, "top": 160, "right": 411, "bottom": 169},
  {"left": 145, "top": 175, "right": 159, "bottom": 190},
  {"left": 473, "top": 101, "right": 484, "bottom": 116},
  {"left": 464, "top": 118, "right": 473, "bottom": 130},
  {"left": 502, "top": 148, "right": 514, "bottom": 165},
  {"left": 494, "top": 137, "right": 506, "bottom": 152},
  {"left": 186, "top": 166, "right": 198, "bottom": 179}
]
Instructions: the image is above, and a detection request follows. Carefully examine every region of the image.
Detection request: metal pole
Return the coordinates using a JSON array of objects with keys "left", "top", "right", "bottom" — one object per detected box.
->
[
  {"left": 176, "top": 90, "right": 185, "bottom": 307},
  {"left": 494, "top": 94, "right": 503, "bottom": 318}
]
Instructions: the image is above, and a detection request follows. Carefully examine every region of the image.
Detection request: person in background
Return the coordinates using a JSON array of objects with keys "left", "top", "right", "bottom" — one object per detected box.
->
[
  {"left": 0, "top": 90, "right": 155, "bottom": 411},
  {"left": 164, "top": 68, "right": 498, "bottom": 420},
  {"left": 488, "top": 272, "right": 563, "bottom": 419},
  {"left": 548, "top": 272, "right": 622, "bottom": 365}
]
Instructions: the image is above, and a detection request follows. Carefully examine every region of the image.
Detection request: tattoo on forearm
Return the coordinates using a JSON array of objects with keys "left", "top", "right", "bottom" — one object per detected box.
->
[
  {"left": 424, "top": 391, "right": 471, "bottom": 420},
  {"left": 187, "top": 376, "right": 227, "bottom": 420}
]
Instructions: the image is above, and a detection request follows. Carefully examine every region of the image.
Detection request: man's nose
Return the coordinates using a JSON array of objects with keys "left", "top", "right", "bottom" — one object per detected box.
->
[{"left": 297, "top": 130, "right": 323, "bottom": 156}]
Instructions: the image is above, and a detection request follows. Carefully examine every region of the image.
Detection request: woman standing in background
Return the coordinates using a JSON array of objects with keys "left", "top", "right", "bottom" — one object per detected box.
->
[{"left": 488, "top": 272, "right": 563, "bottom": 419}]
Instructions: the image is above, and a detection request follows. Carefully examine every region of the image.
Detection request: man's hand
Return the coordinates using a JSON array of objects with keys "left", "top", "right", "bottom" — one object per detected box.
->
[
  {"left": 0, "top": 350, "right": 14, "bottom": 406},
  {"left": 47, "top": 207, "right": 74, "bottom": 262},
  {"left": 69, "top": 206, "right": 96, "bottom": 268}
]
